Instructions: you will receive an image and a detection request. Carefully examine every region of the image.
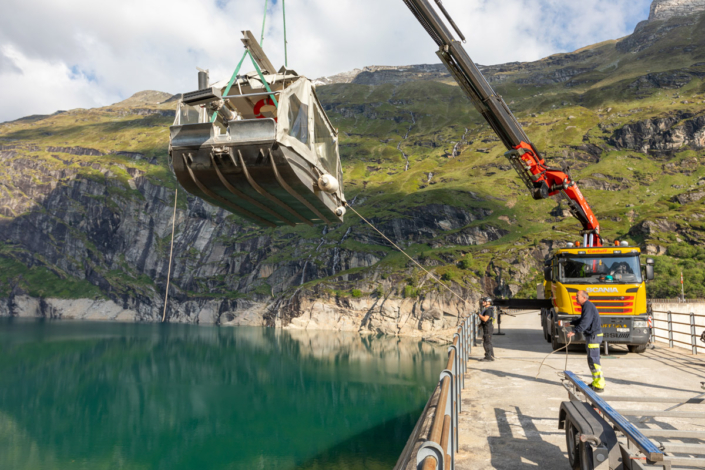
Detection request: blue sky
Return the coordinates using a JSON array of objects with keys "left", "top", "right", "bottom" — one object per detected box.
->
[{"left": 0, "top": 0, "right": 654, "bottom": 122}]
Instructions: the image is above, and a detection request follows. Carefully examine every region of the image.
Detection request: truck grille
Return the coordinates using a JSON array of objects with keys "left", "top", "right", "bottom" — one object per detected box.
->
[{"left": 572, "top": 295, "right": 634, "bottom": 314}]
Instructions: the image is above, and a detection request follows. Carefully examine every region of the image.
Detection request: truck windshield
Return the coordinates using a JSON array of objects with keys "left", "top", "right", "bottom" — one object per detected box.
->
[{"left": 559, "top": 255, "right": 642, "bottom": 284}]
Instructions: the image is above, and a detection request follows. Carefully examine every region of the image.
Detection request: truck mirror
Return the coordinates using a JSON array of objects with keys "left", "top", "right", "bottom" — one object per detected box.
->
[
  {"left": 544, "top": 266, "right": 552, "bottom": 282},
  {"left": 646, "top": 264, "right": 654, "bottom": 281}
]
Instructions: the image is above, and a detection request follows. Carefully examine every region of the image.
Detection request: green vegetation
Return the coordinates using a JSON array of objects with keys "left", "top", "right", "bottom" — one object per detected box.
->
[
  {"left": 404, "top": 285, "right": 419, "bottom": 299},
  {"left": 0, "top": 255, "right": 104, "bottom": 299},
  {"left": 0, "top": 12, "right": 704, "bottom": 301}
]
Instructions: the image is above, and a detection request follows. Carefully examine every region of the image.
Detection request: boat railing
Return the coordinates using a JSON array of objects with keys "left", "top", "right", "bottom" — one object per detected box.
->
[{"left": 394, "top": 313, "right": 479, "bottom": 470}]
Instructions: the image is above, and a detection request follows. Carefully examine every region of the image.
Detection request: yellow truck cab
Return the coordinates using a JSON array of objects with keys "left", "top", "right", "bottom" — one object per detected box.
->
[{"left": 539, "top": 242, "right": 655, "bottom": 353}]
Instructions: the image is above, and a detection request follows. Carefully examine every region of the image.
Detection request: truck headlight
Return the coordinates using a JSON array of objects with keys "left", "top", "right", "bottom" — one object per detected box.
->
[{"left": 634, "top": 320, "right": 647, "bottom": 328}]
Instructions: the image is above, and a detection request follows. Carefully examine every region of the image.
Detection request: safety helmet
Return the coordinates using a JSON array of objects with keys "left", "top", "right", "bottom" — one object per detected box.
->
[{"left": 483, "top": 297, "right": 492, "bottom": 303}]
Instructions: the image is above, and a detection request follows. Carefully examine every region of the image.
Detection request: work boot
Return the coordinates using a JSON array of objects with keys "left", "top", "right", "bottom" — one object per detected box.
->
[
  {"left": 588, "top": 384, "right": 604, "bottom": 394},
  {"left": 480, "top": 357, "right": 493, "bottom": 362}
]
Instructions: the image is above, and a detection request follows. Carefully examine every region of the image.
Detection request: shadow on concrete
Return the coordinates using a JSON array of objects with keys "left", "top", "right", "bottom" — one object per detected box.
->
[
  {"left": 645, "top": 348, "right": 705, "bottom": 380},
  {"left": 487, "top": 328, "right": 637, "bottom": 358},
  {"left": 470, "top": 368, "right": 699, "bottom": 394},
  {"left": 488, "top": 406, "right": 567, "bottom": 469},
  {"left": 482, "top": 328, "right": 555, "bottom": 354}
]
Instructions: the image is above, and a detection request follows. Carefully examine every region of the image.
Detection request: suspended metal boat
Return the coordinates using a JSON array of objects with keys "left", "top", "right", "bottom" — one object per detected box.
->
[{"left": 169, "top": 31, "right": 346, "bottom": 227}]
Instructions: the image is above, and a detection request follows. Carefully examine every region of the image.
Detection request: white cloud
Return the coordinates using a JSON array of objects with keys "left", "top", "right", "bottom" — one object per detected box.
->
[
  {"left": 0, "top": 0, "right": 652, "bottom": 122},
  {"left": 0, "top": 44, "right": 118, "bottom": 119}
]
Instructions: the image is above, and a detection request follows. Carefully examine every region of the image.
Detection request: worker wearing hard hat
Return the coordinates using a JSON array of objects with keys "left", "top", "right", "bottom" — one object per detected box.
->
[
  {"left": 567, "top": 290, "right": 605, "bottom": 393},
  {"left": 477, "top": 297, "right": 496, "bottom": 362}
]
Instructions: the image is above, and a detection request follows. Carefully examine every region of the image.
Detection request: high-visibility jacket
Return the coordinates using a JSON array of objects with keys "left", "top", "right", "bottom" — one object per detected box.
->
[{"left": 571, "top": 300, "right": 602, "bottom": 336}]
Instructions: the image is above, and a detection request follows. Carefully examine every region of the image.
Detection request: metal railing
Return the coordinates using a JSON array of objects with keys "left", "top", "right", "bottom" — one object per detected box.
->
[
  {"left": 651, "top": 308, "right": 705, "bottom": 355},
  {"left": 395, "top": 313, "right": 480, "bottom": 470}
]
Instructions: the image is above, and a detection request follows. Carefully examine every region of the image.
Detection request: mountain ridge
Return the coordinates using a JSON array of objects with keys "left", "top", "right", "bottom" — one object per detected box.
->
[{"left": 0, "top": 8, "right": 703, "bottom": 336}]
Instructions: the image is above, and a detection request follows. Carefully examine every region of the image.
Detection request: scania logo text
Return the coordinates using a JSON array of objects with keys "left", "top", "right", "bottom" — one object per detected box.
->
[{"left": 586, "top": 287, "right": 618, "bottom": 293}]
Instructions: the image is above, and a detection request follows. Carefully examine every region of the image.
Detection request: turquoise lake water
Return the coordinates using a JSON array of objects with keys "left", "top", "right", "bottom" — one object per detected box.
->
[{"left": 0, "top": 319, "right": 446, "bottom": 469}]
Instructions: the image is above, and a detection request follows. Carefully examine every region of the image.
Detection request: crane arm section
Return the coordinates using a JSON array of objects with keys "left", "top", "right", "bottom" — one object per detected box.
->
[{"left": 401, "top": 0, "right": 601, "bottom": 246}]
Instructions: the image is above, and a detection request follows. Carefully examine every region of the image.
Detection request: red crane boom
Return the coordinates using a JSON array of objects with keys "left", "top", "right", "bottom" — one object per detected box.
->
[{"left": 402, "top": 0, "right": 602, "bottom": 247}]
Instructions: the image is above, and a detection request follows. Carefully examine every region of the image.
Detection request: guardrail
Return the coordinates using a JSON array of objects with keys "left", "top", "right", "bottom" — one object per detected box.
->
[
  {"left": 651, "top": 307, "right": 705, "bottom": 355},
  {"left": 394, "top": 313, "right": 480, "bottom": 470}
]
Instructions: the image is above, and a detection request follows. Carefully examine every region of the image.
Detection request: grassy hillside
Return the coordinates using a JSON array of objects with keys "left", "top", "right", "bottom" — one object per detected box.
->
[{"left": 0, "top": 12, "right": 704, "bottom": 305}]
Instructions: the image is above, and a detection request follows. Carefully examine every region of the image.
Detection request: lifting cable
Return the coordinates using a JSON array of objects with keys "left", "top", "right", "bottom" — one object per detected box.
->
[
  {"left": 162, "top": 187, "right": 179, "bottom": 322},
  {"left": 346, "top": 200, "right": 573, "bottom": 376},
  {"left": 345, "top": 202, "right": 471, "bottom": 307},
  {"left": 210, "top": 0, "right": 282, "bottom": 124},
  {"left": 260, "top": 0, "right": 268, "bottom": 46},
  {"left": 259, "top": 0, "right": 288, "bottom": 66},
  {"left": 282, "top": 0, "right": 288, "bottom": 67}
]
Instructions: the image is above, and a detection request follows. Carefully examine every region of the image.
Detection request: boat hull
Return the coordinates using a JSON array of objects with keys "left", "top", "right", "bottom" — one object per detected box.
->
[{"left": 170, "top": 119, "right": 344, "bottom": 227}]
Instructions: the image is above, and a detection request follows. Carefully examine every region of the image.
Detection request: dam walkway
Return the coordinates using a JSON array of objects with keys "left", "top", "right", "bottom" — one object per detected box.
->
[{"left": 455, "top": 311, "right": 705, "bottom": 469}]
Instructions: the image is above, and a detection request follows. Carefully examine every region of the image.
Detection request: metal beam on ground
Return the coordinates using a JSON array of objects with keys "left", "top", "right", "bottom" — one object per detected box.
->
[{"left": 563, "top": 371, "right": 665, "bottom": 462}]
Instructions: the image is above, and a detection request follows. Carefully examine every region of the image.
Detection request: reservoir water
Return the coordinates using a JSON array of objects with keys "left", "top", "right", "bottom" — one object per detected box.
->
[{"left": 0, "top": 318, "right": 446, "bottom": 469}]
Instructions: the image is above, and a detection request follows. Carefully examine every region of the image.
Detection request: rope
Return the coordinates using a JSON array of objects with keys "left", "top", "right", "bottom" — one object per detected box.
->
[
  {"left": 162, "top": 188, "right": 178, "bottom": 322},
  {"left": 535, "top": 333, "right": 572, "bottom": 379},
  {"left": 345, "top": 202, "right": 469, "bottom": 306}
]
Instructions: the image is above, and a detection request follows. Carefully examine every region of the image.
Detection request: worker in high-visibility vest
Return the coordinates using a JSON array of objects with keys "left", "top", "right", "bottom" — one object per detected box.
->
[{"left": 567, "top": 290, "right": 606, "bottom": 393}]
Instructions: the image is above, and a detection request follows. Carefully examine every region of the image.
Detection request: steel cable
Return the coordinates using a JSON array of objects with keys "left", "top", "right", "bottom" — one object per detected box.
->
[
  {"left": 345, "top": 202, "right": 471, "bottom": 307},
  {"left": 162, "top": 187, "right": 178, "bottom": 322}
]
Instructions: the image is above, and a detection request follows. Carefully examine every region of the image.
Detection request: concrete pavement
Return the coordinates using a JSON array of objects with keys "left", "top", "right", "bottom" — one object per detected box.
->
[{"left": 455, "top": 310, "right": 705, "bottom": 469}]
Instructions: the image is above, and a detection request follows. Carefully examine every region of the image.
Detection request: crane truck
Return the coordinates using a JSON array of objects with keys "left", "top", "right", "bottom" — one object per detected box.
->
[{"left": 401, "top": 0, "right": 655, "bottom": 352}]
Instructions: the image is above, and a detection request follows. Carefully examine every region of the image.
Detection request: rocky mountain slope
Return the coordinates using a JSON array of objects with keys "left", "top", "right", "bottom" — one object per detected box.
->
[{"left": 0, "top": 4, "right": 704, "bottom": 336}]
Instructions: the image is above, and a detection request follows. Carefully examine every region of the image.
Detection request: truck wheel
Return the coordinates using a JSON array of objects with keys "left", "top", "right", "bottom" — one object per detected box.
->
[
  {"left": 542, "top": 311, "right": 551, "bottom": 343},
  {"left": 628, "top": 344, "right": 647, "bottom": 354},
  {"left": 565, "top": 421, "right": 581, "bottom": 470},
  {"left": 551, "top": 323, "right": 562, "bottom": 351}
]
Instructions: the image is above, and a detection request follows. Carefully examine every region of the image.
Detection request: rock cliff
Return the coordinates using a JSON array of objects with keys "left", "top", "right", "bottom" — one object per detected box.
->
[
  {"left": 1, "top": 5, "right": 705, "bottom": 334},
  {"left": 649, "top": 0, "right": 705, "bottom": 22}
]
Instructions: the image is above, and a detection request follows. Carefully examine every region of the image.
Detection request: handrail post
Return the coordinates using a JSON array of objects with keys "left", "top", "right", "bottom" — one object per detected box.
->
[
  {"left": 472, "top": 314, "right": 478, "bottom": 347},
  {"left": 453, "top": 334, "right": 462, "bottom": 401},
  {"left": 460, "top": 326, "right": 466, "bottom": 388},
  {"left": 691, "top": 312, "right": 697, "bottom": 355},
  {"left": 460, "top": 323, "right": 466, "bottom": 380},
  {"left": 668, "top": 311, "right": 673, "bottom": 348},
  {"left": 460, "top": 327, "right": 466, "bottom": 389}
]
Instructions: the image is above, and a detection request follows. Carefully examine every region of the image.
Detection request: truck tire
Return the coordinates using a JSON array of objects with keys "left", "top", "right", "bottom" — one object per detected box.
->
[
  {"left": 551, "top": 323, "right": 562, "bottom": 351},
  {"left": 542, "top": 310, "right": 551, "bottom": 343},
  {"left": 628, "top": 344, "right": 647, "bottom": 354}
]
